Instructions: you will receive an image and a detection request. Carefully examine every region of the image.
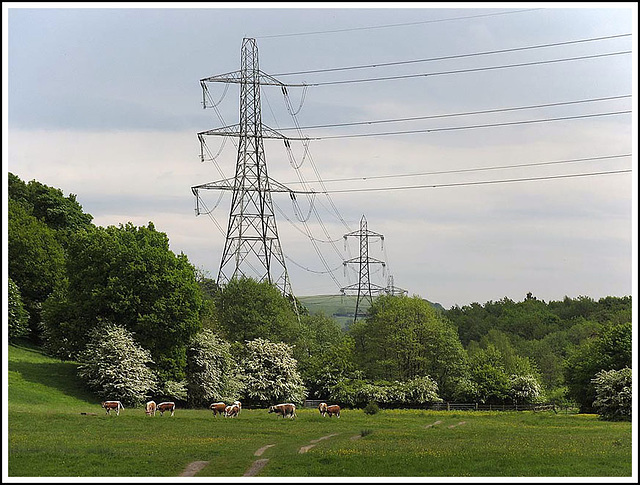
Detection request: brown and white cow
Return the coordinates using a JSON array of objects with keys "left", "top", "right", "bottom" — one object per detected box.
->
[
  {"left": 102, "top": 400, "right": 124, "bottom": 416},
  {"left": 157, "top": 401, "right": 175, "bottom": 416},
  {"left": 326, "top": 404, "right": 341, "bottom": 418},
  {"left": 318, "top": 402, "right": 328, "bottom": 417},
  {"left": 224, "top": 403, "right": 240, "bottom": 418},
  {"left": 145, "top": 400, "right": 157, "bottom": 416},
  {"left": 233, "top": 400, "right": 242, "bottom": 414},
  {"left": 210, "top": 402, "right": 227, "bottom": 416},
  {"left": 268, "top": 403, "right": 296, "bottom": 419}
]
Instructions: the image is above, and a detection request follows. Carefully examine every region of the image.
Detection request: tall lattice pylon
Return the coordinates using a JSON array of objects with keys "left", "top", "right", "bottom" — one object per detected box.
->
[
  {"left": 191, "top": 38, "right": 306, "bottom": 298},
  {"left": 341, "top": 215, "right": 387, "bottom": 323}
]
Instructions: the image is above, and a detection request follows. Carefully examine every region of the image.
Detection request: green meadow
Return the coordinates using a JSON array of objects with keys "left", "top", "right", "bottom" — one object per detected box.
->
[{"left": 8, "top": 343, "right": 632, "bottom": 478}]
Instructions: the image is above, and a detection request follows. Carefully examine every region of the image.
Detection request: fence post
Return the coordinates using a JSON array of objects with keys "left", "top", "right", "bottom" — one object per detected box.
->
[
  {"left": 475, "top": 402, "right": 478, "bottom": 411},
  {"left": 447, "top": 402, "right": 450, "bottom": 411}
]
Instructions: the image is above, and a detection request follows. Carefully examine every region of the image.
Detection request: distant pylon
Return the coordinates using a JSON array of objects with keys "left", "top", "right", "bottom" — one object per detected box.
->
[
  {"left": 191, "top": 38, "right": 307, "bottom": 299},
  {"left": 341, "top": 215, "right": 387, "bottom": 323}
]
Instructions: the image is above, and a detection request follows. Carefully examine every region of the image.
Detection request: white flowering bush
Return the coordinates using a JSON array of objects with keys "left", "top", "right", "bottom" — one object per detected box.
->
[
  {"left": 508, "top": 374, "right": 543, "bottom": 404},
  {"left": 8, "top": 278, "right": 29, "bottom": 341},
  {"left": 239, "top": 338, "right": 307, "bottom": 405},
  {"left": 77, "top": 322, "right": 157, "bottom": 406},
  {"left": 186, "top": 328, "right": 241, "bottom": 407},
  {"left": 591, "top": 367, "right": 632, "bottom": 421}
]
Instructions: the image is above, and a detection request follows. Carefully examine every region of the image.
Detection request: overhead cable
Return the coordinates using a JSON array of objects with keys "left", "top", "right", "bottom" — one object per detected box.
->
[
  {"left": 301, "top": 51, "right": 631, "bottom": 87},
  {"left": 309, "top": 110, "right": 632, "bottom": 140},
  {"left": 311, "top": 170, "right": 632, "bottom": 194},
  {"left": 277, "top": 94, "right": 631, "bottom": 131},
  {"left": 273, "top": 33, "right": 631, "bottom": 76},
  {"left": 256, "top": 8, "right": 543, "bottom": 39}
]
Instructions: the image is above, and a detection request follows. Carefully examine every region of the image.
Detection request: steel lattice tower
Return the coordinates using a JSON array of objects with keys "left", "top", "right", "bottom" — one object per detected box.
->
[
  {"left": 191, "top": 38, "right": 306, "bottom": 298},
  {"left": 341, "top": 215, "right": 387, "bottom": 322}
]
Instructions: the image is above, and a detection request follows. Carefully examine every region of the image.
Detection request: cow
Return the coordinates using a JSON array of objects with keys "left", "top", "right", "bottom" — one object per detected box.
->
[
  {"left": 157, "top": 401, "right": 175, "bottom": 416},
  {"left": 233, "top": 400, "right": 242, "bottom": 414},
  {"left": 210, "top": 402, "right": 227, "bottom": 416},
  {"left": 145, "top": 400, "right": 157, "bottom": 416},
  {"left": 318, "top": 402, "right": 328, "bottom": 417},
  {"left": 224, "top": 403, "right": 240, "bottom": 418},
  {"left": 326, "top": 404, "right": 341, "bottom": 418},
  {"left": 268, "top": 403, "right": 297, "bottom": 419},
  {"left": 101, "top": 400, "right": 124, "bottom": 416}
]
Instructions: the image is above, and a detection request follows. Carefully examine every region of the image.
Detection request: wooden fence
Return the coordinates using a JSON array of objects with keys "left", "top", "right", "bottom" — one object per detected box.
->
[{"left": 303, "top": 399, "right": 557, "bottom": 413}]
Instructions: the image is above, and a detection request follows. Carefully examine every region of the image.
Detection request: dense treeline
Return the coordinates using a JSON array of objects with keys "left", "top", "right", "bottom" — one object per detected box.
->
[{"left": 7, "top": 173, "right": 632, "bottom": 419}]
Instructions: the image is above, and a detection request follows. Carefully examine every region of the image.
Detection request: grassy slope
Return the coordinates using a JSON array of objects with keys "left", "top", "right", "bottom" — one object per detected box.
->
[{"left": 7, "top": 344, "right": 633, "bottom": 478}]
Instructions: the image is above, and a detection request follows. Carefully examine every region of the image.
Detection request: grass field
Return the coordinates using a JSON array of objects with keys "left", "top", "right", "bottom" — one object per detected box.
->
[{"left": 7, "top": 343, "right": 634, "bottom": 478}]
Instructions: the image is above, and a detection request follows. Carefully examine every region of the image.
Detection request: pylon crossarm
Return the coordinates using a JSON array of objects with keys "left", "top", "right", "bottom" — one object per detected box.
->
[
  {"left": 200, "top": 69, "right": 307, "bottom": 88},
  {"left": 198, "top": 124, "right": 312, "bottom": 141}
]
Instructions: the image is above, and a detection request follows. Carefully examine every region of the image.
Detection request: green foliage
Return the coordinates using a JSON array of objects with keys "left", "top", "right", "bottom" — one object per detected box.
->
[
  {"left": 213, "top": 277, "right": 300, "bottom": 344},
  {"left": 8, "top": 278, "right": 30, "bottom": 341},
  {"left": 328, "top": 375, "right": 441, "bottom": 408},
  {"left": 350, "top": 294, "right": 468, "bottom": 399},
  {"left": 42, "top": 222, "right": 203, "bottom": 381},
  {"left": 591, "top": 367, "right": 632, "bottom": 421},
  {"left": 564, "top": 321, "right": 632, "bottom": 413},
  {"left": 186, "top": 329, "right": 241, "bottom": 407},
  {"left": 8, "top": 172, "right": 93, "bottom": 234},
  {"left": 294, "top": 313, "right": 357, "bottom": 399},
  {"left": 8, "top": 200, "right": 66, "bottom": 341},
  {"left": 76, "top": 322, "right": 157, "bottom": 406},
  {"left": 363, "top": 401, "right": 379, "bottom": 415},
  {"left": 238, "top": 338, "right": 307, "bottom": 405}
]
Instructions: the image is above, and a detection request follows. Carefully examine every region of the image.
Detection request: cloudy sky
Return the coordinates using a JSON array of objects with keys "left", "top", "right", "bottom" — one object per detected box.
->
[{"left": 3, "top": 3, "right": 637, "bottom": 309}]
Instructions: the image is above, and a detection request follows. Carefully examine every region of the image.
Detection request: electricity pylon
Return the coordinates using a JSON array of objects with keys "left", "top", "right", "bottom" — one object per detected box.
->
[
  {"left": 191, "top": 38, "right": 307, "bottom": 298},
  {"left": 341, "top": 215, "right": 387, "bottom": 323}
]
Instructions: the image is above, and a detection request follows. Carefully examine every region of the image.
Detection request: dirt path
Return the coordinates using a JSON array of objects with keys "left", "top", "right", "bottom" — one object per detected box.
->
[
  {"left": 254, "top": 444, "right": 275, "bottom": 456},
  {"left": 243, "top": 458, "right": 270, "bottom": 477},
  {"left": 448, "top": 421, "right": 466, "bottom": 428},
  {"left": 299, "top": 433, "right": 340, "bottom": 453},
  {"left": 179, "top": 460, "right": 210, "bottom": 477}
]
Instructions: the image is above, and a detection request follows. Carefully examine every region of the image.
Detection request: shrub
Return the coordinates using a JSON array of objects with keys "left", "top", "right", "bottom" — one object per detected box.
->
[
  {"left": 591, "top": 367, "right": 632, "bottom": 421},
  {"left": 8, "top": 278, "right": 29, "bottom": 341},
  {"left": 76, "top": 322, "right": 157, "bottom": 406},
  {"left": 238, "top": 338, "right": 307, "bottom": 405},
  {"left": 363, "top": 401, "right": 380, "bottom": 415},
  {"left": 186, "top": 329, "right": 240, "bottom": 407}
]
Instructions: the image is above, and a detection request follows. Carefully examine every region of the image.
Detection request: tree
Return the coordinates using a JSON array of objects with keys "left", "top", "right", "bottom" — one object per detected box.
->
[
  {"left": 213, "top": 277, "right": 300, "bottom": 345},
  {"left": 350, "top": 294, "right": 468, "bottom": 400},
  {"left": 9, "top": 172, "right": 93, "bottom": 235},
  {"left": 186, "top": 329, "right": 241, "bottom": 407},
  {"left": 8, "top": 200, "right": 66, "bottom": 341},
  {"left": 591, "top": 367, "right": 631, "bottom": 421},
  {"left": 564, "top": 321, "right": 632, "bottom": 413},
  {"left": 76, "top": 322, "right": 157, "bottom": 406},
  {"left": 238, "top": 338, "right": 307, "bottom": 406},
  {"left": 41, "top": 222, "right": 203, "bottom": 381},
  {"left": 8, "top": 278, "right": 30, "bottom": 341}
]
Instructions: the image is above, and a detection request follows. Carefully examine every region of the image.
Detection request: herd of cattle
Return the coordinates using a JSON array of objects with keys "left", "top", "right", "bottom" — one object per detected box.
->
[{"left": 100, "top": 400, "right": 341, "bottom": 419}]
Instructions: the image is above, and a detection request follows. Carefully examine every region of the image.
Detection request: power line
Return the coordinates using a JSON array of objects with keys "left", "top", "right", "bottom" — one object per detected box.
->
[
  {"left": 310, "top": 170, "right": 632, "bottom": 194},
  {"left": 273, "top": 33, "right": 631, "bottom": 76},
  {"left": 284, "top": 154, "right": 632, "bottom": 186},
  {"left": 277, "top": 95, "right": 631, "bottom": 131},
  {"left": 302, "top": 51, "right": 631, "bottom": 87},
  {"left": 256, "top": 8, "right": 543, "bottom": 39},
  {"left": 305, "top": 110, "right": 632, "bottom": 140}
]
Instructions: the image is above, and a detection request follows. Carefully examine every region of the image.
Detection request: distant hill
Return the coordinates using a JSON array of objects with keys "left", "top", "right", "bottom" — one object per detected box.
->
[{"left": 298, "top": 294, "right": 444, "bottom": 330}]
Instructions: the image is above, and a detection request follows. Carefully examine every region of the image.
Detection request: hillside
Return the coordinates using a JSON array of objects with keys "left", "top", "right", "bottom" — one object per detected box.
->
[
  {"left": 298, "top": 294, "right": 445, "bottom": 329},
  {"left": 8, "top": 342, "right": 96, "bottom": 411}
]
